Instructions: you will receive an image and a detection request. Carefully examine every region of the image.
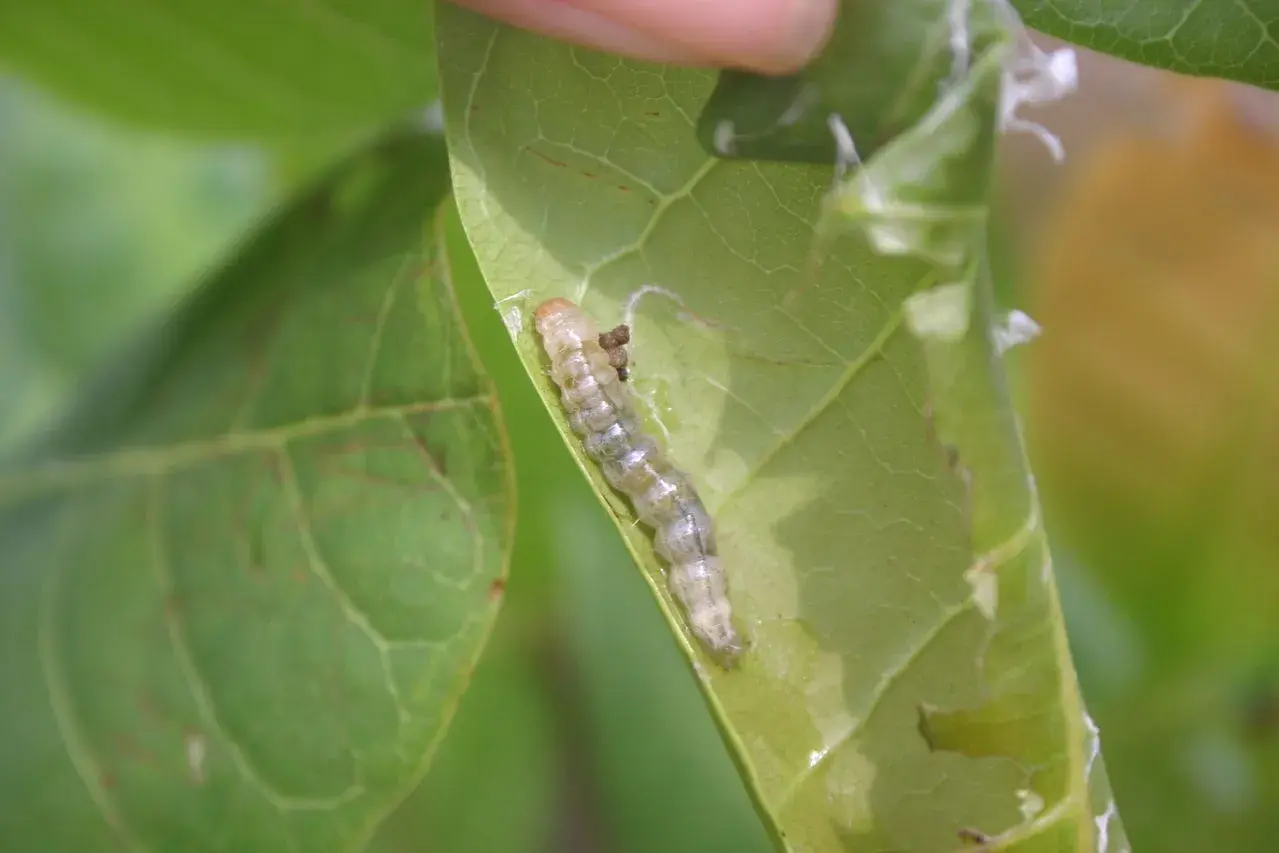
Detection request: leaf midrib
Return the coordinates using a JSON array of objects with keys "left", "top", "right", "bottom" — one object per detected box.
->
[{"left": 0, "top": 396, "right": 491, "bottom": 504}]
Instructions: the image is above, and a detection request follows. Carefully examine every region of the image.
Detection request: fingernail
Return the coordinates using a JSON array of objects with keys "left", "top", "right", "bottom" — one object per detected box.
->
[{"left": 779, "top": 0, "right": 837, "bottom": 72}]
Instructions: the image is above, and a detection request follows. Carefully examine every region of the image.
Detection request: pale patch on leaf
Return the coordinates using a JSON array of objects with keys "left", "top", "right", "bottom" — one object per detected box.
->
[
  {"left": 826, "top": 742, "right": 878, "bottom": 835},
  {"left": 905, "top": 283, "right": 973, "bottom": 342},
  {"left": 964, "top": 563, "right": 999, "bottom": 619},
  {"left": 1017, "top": 787, "right": 1045, "bottom": 821}
]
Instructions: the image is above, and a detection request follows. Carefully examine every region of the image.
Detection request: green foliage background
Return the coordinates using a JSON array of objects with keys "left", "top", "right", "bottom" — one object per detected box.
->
[{"left": 1, "top": 0, "right": 1275, "bottom": 851}]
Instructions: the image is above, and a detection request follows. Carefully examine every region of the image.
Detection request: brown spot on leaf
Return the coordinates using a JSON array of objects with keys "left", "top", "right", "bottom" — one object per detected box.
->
[
  {"left": 523, "top": 147, "right": 642, "bottom": 195},
  {"left": 524, "top": 147, "right": 569, "bottom": 169}
]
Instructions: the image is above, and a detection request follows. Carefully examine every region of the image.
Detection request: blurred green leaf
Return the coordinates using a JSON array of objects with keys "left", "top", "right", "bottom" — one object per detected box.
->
[
  {"left": 557, "top": 489, "right": 775, "bottom": 853},
  {"left": 0, "top": 1, "right": 436, "bottom": 136},
  {"left": 0, "top": 130, "right": 514, "bottom": 852},
  {"left": 0, "top": 76, "right": 274, "bottom": 449},
  {"left": 437, "top": 1, "right": 1120, "bottom": 849},
  {"left": 1060, "top": 549, "right": 1279, "bottom": 853},
  {"left": 1010, "top": 0, "right": 1279, "bottom": 90}
]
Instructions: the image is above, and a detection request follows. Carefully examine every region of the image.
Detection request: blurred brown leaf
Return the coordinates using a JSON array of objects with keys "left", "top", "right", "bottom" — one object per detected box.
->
[
  {"left": 1029, "top": 78, "right": 1279, "bottom": 635},
  {"left": 1025, "top": 76, "right": 1279, "bottom": 853}
]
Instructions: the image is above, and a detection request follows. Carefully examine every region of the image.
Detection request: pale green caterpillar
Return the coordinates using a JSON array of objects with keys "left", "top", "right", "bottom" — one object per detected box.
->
[{"left": 534, "top": 297, "right": 743, "bottom": 668}]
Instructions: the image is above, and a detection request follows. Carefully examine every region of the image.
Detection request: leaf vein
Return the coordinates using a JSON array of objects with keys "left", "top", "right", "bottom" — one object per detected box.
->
[
  {"left": 38, "top": 505, "right": 148, "bottom": 852},
  {"left": 578, "top": 156, "right": 721, "bottom": 301},
  {"left": 148, "top": 477, "right": 365, "bottom": 813},
  {"left": 0, "top": 396, "right": 491, "bottom": 505},
  {"left": 777, "top": 594, "right": 975, "bottom": 814},
  {"left": 277, "top": 446, "right": 412, "bottom": 730},
  {"left": 779, "top": 499, "right": 1047, "bottom": 812},
  {"left": 982, "top": 793, "right": 1079, "bottom": 850},
  {"left": 358, "top": 252, "right": 417, "bottom": 409},
  {"left": 719, "top": 308, "right": 905, "bottom": 511}
]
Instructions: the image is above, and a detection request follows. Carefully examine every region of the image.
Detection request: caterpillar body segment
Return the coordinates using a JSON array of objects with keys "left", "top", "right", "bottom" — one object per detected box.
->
[{"left": 533, "top": 297, "right": 743, "bottom": 667}]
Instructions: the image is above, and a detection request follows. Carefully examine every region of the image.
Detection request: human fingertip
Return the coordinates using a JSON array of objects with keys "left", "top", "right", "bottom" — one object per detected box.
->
[{"left": 766, "top": 0, "right": 838, "bottom": 74}]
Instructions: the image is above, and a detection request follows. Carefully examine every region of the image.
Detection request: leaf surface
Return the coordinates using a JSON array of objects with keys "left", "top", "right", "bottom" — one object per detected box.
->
[
  {"left": 0, "top": 131, "right": 514, "bottom": 852},
  {"left": 438, "top": 2, "right": 1122, "bottom": 850}
]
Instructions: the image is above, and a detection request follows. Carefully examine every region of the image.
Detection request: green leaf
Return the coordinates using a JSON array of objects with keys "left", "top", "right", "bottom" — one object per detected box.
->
[
  {"left": 1010, "top": 0, "right": 1279, "bottom": 89},
  {"left": 0, "top": 130, "right": 514, "bottom": 852},
  {"left": 438, "top": 1, "right": 1121, "bottom": 849},
  {"left": 364, "top": 598, "right": 559, "bottom": 853},
  {"left": 0, "top": 0, "right": 437, "bottom": 136}
]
